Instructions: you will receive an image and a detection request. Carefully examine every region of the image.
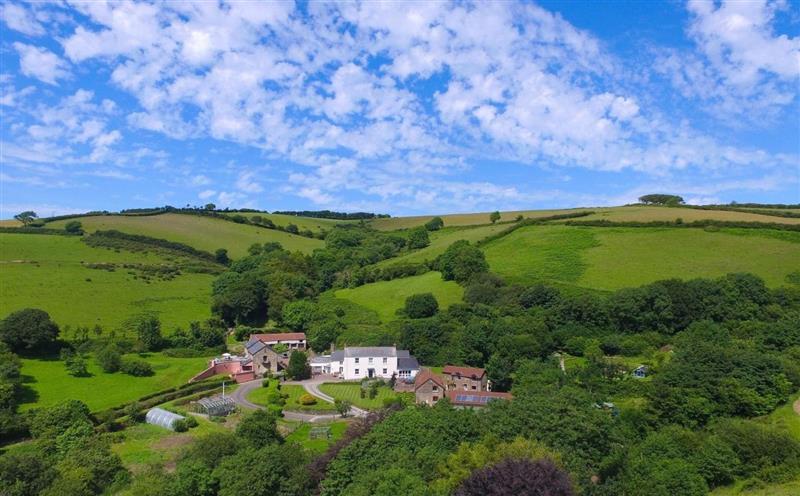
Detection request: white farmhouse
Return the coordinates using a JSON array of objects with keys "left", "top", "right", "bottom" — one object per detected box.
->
[{"left": 310, "top": 346, "right": 419, "bottom": 381}]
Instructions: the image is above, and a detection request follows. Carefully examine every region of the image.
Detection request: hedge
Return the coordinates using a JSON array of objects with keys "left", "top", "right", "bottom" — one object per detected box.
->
[
  {"left": 563, "top": 219, "right": 800, "bottom": 232},
  {"left": 0, "top": 227, "right": 81, "bottom": 236}
]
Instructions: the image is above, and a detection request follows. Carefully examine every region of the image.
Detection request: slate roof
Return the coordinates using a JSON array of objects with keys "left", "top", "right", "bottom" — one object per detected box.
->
[
  {"left": 245, "top": 339, "right": 267, "bottom": 355},
  {"left": 398, "top": 356, "right": 420, "bottom": 371},
  {"left": 343, "top": 346, "right": 398, "bottom": 358},
  {"left": 331, "top": 350, "right": 344, "bottom": 362}
]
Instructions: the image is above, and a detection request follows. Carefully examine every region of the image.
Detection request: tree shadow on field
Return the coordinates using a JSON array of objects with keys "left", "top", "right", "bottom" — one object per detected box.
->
[{"left": 17, "top": 374, "right": 40, "bottom": 405}]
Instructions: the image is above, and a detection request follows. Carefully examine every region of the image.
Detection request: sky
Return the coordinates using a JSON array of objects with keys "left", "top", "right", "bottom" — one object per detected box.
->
[{"left": 1, "top": 0, "right": 799, "bottom": 218}]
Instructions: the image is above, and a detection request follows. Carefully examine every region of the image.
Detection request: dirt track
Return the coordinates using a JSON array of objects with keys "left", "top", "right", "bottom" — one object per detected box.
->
[{"left": 794, "top": 398, "right": 800, "bottom": 416}]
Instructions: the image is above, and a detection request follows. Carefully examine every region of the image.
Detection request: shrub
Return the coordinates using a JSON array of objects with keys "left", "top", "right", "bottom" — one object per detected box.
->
[
  {"left": 173, "top": 419, "right": 188, "bottom": 432},
  {"left": 96, "top": 346, "right": 122, "bottom": 373},
  {"left": 425, "top": 216, "right": 444, "bottom": 231},
  {"left": 120, "top": 358, "right": 154, "bottom": 377},
  {"left": 64, "top": 220, "right": 83, "bottom": 234},
  {"left": 299, "top": 394, "right": 317, "bottom": 406},
  {"left": 184, "top": 416, "right": 199, "bottom": 428},
  {"left": 404, "top": 293, "right": 439, "bottom": 318}
]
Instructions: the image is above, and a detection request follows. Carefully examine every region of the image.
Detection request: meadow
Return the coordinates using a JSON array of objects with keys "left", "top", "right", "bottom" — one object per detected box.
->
[
  {"left": 333, "top": 271, "right": 464, "bottom": 323},
  {"left": 483, "top": 225, "right": 800, "bottom": 290},
  {"left": 375, "top": 224, "right": 509, "bottom": 268},
  {"left": 284, "top": 421, "right": 348, "bottom": 453},
  {"left": 48, "top": 213, "right": 323, "bottom": 257},
  {"left": 238, "top": 212, "right": 354, "bottom": 233},
  {"left": 0, "top": 233, "right": 213, "bottom": 331},
  {"left": 111, "top": 416, "right": 229, "bottom": 474},
  {"left": 19, "top": 353, "right": 209, "bottom": 411},
  {"left": 367, "top": 205, "right": 800, "bottom": 231},
  {"left": 317, "top": 382, "right": 410, "bottom": 410}
]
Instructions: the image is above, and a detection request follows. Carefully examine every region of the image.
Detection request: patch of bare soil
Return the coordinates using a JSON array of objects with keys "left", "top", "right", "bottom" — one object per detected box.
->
[{"left": 793, "top": 398, "right": 800, "bottom": 416}]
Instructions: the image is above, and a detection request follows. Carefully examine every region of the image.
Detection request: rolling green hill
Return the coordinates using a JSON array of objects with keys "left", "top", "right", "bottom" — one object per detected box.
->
[
  {"left": 375, "top": 224, "right": 509, "bottom": 268},
  {"left": 483, "top": 225, "right": 800, "bottom": 290},
  {"left": 47, "top": 213, "right": 324, "bottom": 258},
  {"left": 333, "top": 271, "right": 464, "bottom": 323},
  {"left": 237, "top": 212, "right": 355, "bottom": 233},
  {"left": 368, "top": 205, "right": 800, "bottom": 231},
  {"left": 0, "top": 233, "right": 213, "bottom": 332}
]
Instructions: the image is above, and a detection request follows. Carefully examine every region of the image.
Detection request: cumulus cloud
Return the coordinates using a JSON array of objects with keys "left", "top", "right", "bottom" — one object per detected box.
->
[
  {"left": 1, "top": 1, "right": 796, "bottom": 212},
  {"left": 2, "top": 3, "right": 45, "bottom": 36},
  {"left": 14, "top": 42, "right": 70, "bottom": 85}
]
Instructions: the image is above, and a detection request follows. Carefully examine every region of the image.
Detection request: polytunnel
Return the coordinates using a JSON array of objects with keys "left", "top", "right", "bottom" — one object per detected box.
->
[{"left": 145, "top": 407, "right": 185, "bottom": 430}]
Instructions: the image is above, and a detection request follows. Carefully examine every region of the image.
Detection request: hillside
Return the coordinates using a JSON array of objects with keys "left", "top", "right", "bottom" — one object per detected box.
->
[
  {"left": 47, "top": 213, "right": 324, "bottom": 258},
  {"left": 368, "top": 205, "right": 800, "bottom": 230},
  {"left": 237, "top": 212, "right": 355, "bottom": 233},
  {"left": 0, "top": 233, "right": 214, "bottom": 331},
  {"left": 482, "top": 225, "right": 800, "bottom": 290}
]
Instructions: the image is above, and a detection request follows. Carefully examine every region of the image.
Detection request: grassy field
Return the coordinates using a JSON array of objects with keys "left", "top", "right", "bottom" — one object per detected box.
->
[
  {"left": 374, "top": 224, "right": 508, "bottom": 268},
  {"left": 284, "top": 420, "right": 348, "bottom": 453},
  {"left": 0, "top": 233, "right": 213, "bottom": 331},
  {"left": 247, "top": 384, "right": 337, "bottom": 412},
  {"left": 111, "top": 416, "right": 230, "bottom": 473},
  {"left": 318, "top": 382, "right": 410, "bottom": 410},
  {"left": 238, "top": 212, "right": 354, "bottom": 233},
  {"left": 483, "top": 225, "right": 800, "bottom": 290},
  {"left": 333, "top": 271, "right": 464, "bottom": 322},
  {"left": 368, "top": 205, "right": 800, "bottom": 231},
  {"left": 47, "top": 213, "right": 323, "bottom": 257},
  {"left": 19, "top": 353, "right": 209, "bottom": 412}
]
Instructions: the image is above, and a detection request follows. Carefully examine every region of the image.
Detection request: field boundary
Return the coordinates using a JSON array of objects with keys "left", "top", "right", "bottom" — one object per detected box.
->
[{"left": 564, "top": 219, "right": 800, "bottom": 232}]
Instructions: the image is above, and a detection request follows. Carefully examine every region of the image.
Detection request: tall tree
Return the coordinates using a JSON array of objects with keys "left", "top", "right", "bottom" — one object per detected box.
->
[
  {"left": 0, "top": 308, "right": 59, "bottom": 353},
  {"left": 14, "top": 211, "right": 38, "bottom": 226}
]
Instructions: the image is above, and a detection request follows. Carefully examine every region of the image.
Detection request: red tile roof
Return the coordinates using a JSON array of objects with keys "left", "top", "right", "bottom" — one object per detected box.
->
[
  {"left": 446, "top": 390, "right": 512, "bottom": 406},
  {"left": 414, "top": 369, "right": 444, "bottom": 390},
  {"left": 250, "top": 332, "right": 306, "bottom": 342},
  {"left": 442, "top": 365, "right": 486, "bottom": 380}
]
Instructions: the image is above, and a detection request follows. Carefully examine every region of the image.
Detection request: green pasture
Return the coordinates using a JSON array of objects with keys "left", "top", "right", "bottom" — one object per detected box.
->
[
  {"left": 368, "top": 205, "right": 800, "bottom": 231},
  {"left": 375, "top": 224, "right": 508, "bottom": 268},
  {"left": 111, "top": 416, "right": 229, "bottom": 472},
  {"left": 318, "top": 382, "right": 410, "bottom": 410},
  {"left": 0, "top": 233, "right": 213, "bottom": 332},
  {"left": 47, "top": 213, "right": 323, "bottom": 257},
  {"left": 333, "top": 272, "right": 464, "bottom": 323},
  {"left": 247, "top": 384, "right": 337, "bottom": 412},
  {"left": 19, "top": 353, "right": 209, "bottom": 412},
  {"left": 237, "top": 212, "right": 353, "bottom": 233},
  {"left": 483, "top": 225, "right": 800, "bottom": 290}
]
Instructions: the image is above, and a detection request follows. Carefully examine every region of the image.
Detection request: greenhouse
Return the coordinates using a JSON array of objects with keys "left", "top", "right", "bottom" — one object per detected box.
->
[
  {"left": 145, "top": 407, "right": 186, "bottom": 431},
  {"left": 197, "top": 396, "right": 236, "bottom": 417}
]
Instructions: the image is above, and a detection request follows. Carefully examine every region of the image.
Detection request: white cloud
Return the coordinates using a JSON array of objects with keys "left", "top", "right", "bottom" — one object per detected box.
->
[
  {"left": 14, "top": 42, "right": 70, "bottom": 85},
  {"left": 198, "top": 189, "right": 217, "bottom": 200},
  {"left": 190, "top": 175, "right": 212, "bottom": 186},
  {"left": 2, "top": 3, "right": 45, "bottom": 36},
  {"left": 235, "top": 171, "right": 263, "bottom": 193}
]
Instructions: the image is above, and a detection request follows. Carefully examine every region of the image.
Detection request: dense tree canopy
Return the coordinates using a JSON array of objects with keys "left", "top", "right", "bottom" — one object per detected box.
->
[{"left": 0, "top": 308, "right": 60, "bottom": 353}]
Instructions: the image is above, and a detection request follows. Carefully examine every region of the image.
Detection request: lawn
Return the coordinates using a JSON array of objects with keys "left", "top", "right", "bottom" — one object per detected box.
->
[
  {"left": 111, "top": 415, "right": 230, "bottom": 472},
  {"left": 0, "top": 233, "right": 213, "bottom": 332},
  {"left": 19, "top": 353, "right": 210, "bottom": 412},
  {"left": 284, "top": 420, "right": 349, "bottom": 453},
  {"left": 247, "top": 383, "right": 337, "bottom": 412},
  {"left": 47, "top": 212, "right": 323, "bottom": 258},
  {"left": 483, "top": 225, "right": 800, "bottom": 290},
  {"left": 333, "top": 271, "right": 464, "bottom": 322},
  {"left": 318, "top": 382, "right": 410, "bottom": 410},
  {"left": 374, "top": 224, "right": 509, "bottom": 268}
]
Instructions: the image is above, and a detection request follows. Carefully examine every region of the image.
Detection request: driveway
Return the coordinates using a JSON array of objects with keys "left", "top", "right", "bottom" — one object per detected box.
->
[{"left": 230, "top": 378, "right": 366, "bottom": 421}]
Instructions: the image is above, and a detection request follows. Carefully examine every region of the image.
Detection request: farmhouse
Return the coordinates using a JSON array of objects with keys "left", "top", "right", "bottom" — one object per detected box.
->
[
  {"left": 310, "top": 346, "right": 419, "bottom": 380},
  {"left": 414, "top": 369, "right": 446, "bottom": 406},
  {"left": 442, "top": 365, "right": 489, "bottom": 391},
  {"left": 415, "top": 365, "right": 508, "bottom": 407},
  {"left": 245, "top": 332, "right": 308, "bottom": 376}
]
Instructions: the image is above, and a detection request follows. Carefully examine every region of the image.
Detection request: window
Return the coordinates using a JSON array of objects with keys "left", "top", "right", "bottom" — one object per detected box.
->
[
  {"left": 433, "top": 385, "right": 439, "bottom": 391},
  {"left": 383, "top": 368, "right": 387, "bottom": 374},
  {"left": 355, "top": 369, "right": 360, "bottom": 375},
  {"left": 368, "top": 357, "right": 373, "bottom": 364},
  {"left": 472, "top": 385, "right": 477, "bottom": 390},
  {"left": 463, "top": 384, "right": 468, "bottom": 390},
  {"left": 383, "top": 357, "right": 387, "bottom": 363},
  {"left": 355, "top": 357, "right": 359, "bottom": 364},
  {"left": 433, "top": 396, "right": 439, "bottom": 402}
]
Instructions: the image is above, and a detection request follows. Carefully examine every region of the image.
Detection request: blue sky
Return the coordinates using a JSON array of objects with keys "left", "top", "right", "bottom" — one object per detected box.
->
[{"left": 1, "top": 0, "right": 798, "bottom": 218}]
